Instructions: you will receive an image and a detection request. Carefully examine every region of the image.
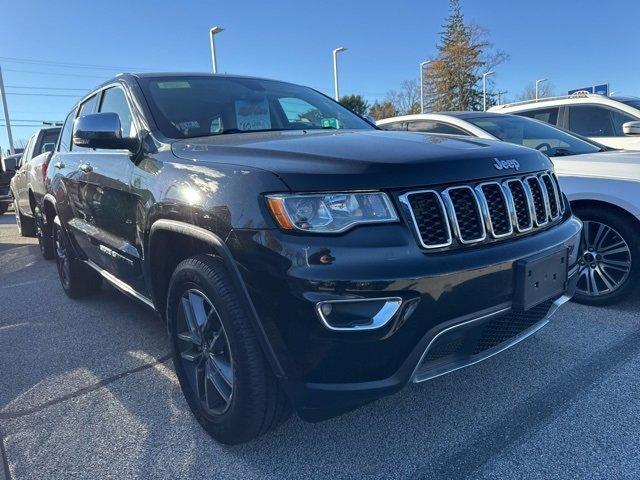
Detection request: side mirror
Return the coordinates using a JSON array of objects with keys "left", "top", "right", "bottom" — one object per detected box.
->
[
  {"left": 73, "top": 112, "right": 138, "bottom": 151},
  {"left": 622, "top": 121, "right": 640, "bottom": 136}
]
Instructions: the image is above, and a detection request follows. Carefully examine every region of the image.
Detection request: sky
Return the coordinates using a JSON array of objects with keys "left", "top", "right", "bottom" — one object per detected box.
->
[{"left": 1, "top": 0, "right": 639, "bottom": 152}]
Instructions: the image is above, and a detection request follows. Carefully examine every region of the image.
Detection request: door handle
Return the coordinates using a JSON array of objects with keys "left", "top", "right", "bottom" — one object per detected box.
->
[
  {"left": 54, "top": 161, "right": 65, "bottom": 169},
  {"left": 79, "top": 163, "right": 93, "bottom": 173}
]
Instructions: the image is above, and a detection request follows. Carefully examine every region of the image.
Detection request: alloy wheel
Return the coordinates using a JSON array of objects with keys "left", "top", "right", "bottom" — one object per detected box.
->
[
  {"left": 176, "top": 289, "right": 234, "bottom": 416},
  {"left": 576, "top": 220, "right": 632, "bottom": 298}
]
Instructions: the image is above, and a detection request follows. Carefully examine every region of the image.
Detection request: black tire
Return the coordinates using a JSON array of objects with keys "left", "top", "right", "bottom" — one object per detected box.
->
[
  {"left": 167, "top": 254, "right": 290, "bottom": 445},
  {"left": 53, "top": 220, "right": 103, "bottom": 298},
  {"left": 572, "top": 205, "right": 639, "bottom": 306},
  {"left": 36, "top": 210, "right": 55, "bottom": 260},
  {"left": 14, "top": 198, "right": 36, "bottom": 237}
]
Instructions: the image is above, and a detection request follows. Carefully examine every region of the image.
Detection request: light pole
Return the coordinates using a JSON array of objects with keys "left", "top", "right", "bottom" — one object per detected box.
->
[
  {"left": 482, "top": 71, "right": 494, "bottom": 111},
  {"left": 209, "top": 26, "right": 224, "bottom": 73},
  {"left": 535, "top": 78, "right": 547, "bottom": 100},
  {"left": 420, "top": 60, "right": 432, "bottom": 114},
  {"left": 332, "top": 47, "right": 347, "bottom": 101},
  {"left": 0, "top": 65, "right": 14, "bottom": 155}
]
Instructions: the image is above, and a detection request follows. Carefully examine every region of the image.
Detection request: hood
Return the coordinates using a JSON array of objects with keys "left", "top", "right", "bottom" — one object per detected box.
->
[
  {"left": 552, "top": 150, "right": 640, "bottom": 182},
  {"left": 171, "top": 129, "right": 551, "bottom": 191}
]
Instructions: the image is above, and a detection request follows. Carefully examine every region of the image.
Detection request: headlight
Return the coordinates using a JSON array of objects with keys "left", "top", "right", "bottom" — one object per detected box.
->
[{"left": 266, "top": 192, "right": 398, "bottom": 233}]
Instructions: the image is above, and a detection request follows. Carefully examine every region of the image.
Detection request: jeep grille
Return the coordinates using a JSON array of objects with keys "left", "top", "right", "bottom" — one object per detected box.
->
[{"left": 400, "top": 171, "right": 565, "bottom": 250}]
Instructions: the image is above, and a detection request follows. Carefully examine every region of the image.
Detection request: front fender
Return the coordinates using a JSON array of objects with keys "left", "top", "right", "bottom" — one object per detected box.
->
[{"left": 557, "top": 174, "right": 640, "bottom": 220}]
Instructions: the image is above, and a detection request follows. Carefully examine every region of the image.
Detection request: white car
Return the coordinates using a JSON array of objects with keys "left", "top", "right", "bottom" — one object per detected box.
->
[
  {"left": 489, "top": 93, "right": 640, "bottom": 150},
  {"left": 378, "top": 112, "right": 640, "bottom": 305}
]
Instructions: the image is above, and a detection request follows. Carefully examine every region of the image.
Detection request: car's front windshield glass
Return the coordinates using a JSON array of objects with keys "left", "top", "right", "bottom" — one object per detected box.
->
[
  {"left": 137, "top": 75, "right": 373, "bottom": 139},
  {"left": 468, "top": 115, "right": 601, "bottom": 157}
]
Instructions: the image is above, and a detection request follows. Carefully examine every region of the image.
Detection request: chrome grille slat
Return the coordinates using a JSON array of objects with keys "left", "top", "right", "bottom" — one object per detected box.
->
[
  {"left": 504, "top": 179, "right": 533, "bottom": 232},
  {"left": 403, "top": 170, "right": 564, "bottom": 251},
  {"left": 476, "top": 182, "right": 513, "bottom": 238},
  {"left": 441, "top": 186, "right": 486, "bottom": 244},
  {"left": 550, "top": 173, "right": 565, "bottom": 214},
  {"left": 399, "top": 190, "right": 452, "bottom": 249},
  {"left": 524, "top": 176, "right": 549, "bottom": 226},
  {"left": 540, "top": 173, "right": 561, "bottom": 219}
]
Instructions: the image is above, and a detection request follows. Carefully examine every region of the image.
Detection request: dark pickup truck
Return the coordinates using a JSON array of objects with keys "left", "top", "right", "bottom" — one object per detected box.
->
[{"left": 45, "top": 73, "right": 583, "bottom": 444}]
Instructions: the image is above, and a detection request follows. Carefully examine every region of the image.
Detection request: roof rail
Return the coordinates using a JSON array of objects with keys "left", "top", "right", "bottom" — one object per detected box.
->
[{"left": 491, "top": 92, "right": 596, "bottom": 110}]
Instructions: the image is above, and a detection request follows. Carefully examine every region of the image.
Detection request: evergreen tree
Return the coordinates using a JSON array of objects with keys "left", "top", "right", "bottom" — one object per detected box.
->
[
  {"left": 339, "top": 94, "right": 370, "bottom": 116},
  {"left": 424, "top": 0, "right": 506, "bottom": 112}
]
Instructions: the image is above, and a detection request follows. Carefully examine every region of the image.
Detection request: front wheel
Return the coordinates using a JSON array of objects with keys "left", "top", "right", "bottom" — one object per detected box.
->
[
  {"left": 573, "top": 206, "right": 639, "bottom": 306},
  {"left": 167, "top": 254, "right": 289, "bottom": 445},
  {"left": 14, "top": 198, "right": 36, "bottom": 237},
  {"left": 53, "top": 221, "right": 102, "bottom": 298}
]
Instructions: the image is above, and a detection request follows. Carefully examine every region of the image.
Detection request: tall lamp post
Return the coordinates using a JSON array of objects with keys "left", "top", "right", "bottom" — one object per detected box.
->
[
  {"left": 0, "top": 65, "right": 14, "bottom": 155},
  {"left": 209, "top": 26, "right": 224, "bottom": 73},
  {"left": 535, "top": 78, "right": 547, "bottom": 100},
  {"left": 482, "top": 70, "right": 494, "bottom": 111},
  {"left": 420, "top": 60, "right": 432, "bottom": 113},
  {"left": 332, "top": 47, "right": 347, "bottom": 101}
]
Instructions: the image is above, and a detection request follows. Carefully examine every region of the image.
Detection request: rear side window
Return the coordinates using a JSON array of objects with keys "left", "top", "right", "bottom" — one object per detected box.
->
[
  {"left": 99, "top": 87, "right": 135, "bottom": 138},
  {"left": 568, "top": 105, "right": 614, "bottom": 137},
  {"left": 380, "top": 122, "right": 407, "bottom": 131},
  {"left": 407, "top": 120, "right": 469, "bottom": 135},
  {"left": 515, "top": 107, "right": 559, "bottom": 125},
  {"left": 39, "top": 130, "right": 61, "bottom": 155},
  {"left": 58, "top": 109, "right": 76, "bottom": 152}
]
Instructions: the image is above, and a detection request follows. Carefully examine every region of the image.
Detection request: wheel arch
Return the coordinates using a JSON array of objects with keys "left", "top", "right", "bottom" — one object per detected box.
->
[
  {"left": 148, "top": 219, "right": 286, "bottom": 379},
  {"left": 570, "top": 198, "right": 640, "bottom": 230}
]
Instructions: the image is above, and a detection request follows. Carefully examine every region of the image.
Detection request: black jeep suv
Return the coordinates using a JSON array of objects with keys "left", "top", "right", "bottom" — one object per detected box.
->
[{"left": 44, "top": 73, "right": 582, "bottom": 444}]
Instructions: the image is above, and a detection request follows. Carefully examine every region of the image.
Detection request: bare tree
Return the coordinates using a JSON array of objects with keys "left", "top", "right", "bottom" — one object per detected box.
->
[
  {"left": 386, "top": 79, "right": 421, "bottom": 116},
  {"left": 518, "top": 81, "right": 556, "bottom": 101}
]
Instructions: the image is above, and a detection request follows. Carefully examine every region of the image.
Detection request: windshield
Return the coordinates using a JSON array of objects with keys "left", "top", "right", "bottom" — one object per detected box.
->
[
  {"left": 137, "top": 75, "right": 373, "bottom": 139},
  {"left": 468, "top": 115, "right": 601, "bottom": 157}
]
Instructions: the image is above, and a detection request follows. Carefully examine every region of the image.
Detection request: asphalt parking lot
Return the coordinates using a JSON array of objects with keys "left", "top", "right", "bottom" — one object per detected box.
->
[{"left": 1, "top": 210, "right": 639, "bottom": 480}]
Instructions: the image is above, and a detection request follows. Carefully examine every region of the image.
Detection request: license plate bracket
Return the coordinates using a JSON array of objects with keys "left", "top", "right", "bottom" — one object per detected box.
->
[{"left": 514, "top": 247, "right": 568, "bottom": 311}]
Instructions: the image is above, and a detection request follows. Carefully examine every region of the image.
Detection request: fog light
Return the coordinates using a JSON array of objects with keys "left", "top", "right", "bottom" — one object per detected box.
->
[
  {"left": 320, "top": 303, "right": 333, "bottom": 317},
  {"left": 315, "top": 297, "right": 402, "bottom": 331}
]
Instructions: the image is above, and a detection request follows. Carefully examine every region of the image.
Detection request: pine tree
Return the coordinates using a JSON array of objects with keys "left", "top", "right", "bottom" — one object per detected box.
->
[{"left": 424, "top": 0, "right": 506, "bottom": 112}]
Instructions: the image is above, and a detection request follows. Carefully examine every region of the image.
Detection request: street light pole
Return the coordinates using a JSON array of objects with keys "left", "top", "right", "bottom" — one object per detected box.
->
[
  {"left": 420, "top": 60, "right": 432, "bottom": 114},
  {"left": 332, "top": 47, "right": 347, "bottom": 101},
  {"left": 209, "top": 26, "right": 224, "bottom": 73},
  {"left": 0, "top": 65, "right": 14, "bottom": 155},
  {"left": 482, "top": 71, "right": 494, "bottom": 111},
  {"left": 535, "top": 78, "right": 547, "bottom": 100}
]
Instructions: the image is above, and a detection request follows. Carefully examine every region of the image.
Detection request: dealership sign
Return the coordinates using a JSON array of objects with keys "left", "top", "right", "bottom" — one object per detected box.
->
[{"left": 568, "top": 83, "right": 609, "bottom": 96}]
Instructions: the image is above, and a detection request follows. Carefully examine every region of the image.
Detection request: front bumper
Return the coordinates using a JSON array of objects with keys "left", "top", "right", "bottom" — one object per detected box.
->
[{"left": 226, "top": 216, "right": 582, "bottom": 420}]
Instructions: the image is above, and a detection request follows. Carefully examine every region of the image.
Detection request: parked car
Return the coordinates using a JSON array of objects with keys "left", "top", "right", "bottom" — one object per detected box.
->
[
  {"left": 45, "top": 73, "right": 582, "bottom": 444},
  {"left": 9, "top": 126, "right": 61, "bottom": 257},
  {"left": 489, "top": 93, "right": 640, "bottom": 150},
  {"left": 378, "top": 112, "right": 639, "bottom": 305},
  {"left": 1, "top": 153, "right": 22, "bottom": 215}
]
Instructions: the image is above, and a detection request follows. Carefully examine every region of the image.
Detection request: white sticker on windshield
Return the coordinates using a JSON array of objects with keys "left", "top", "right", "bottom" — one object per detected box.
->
[{"left": 235, "top": 97, "right": 271, "bottom": 131}]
